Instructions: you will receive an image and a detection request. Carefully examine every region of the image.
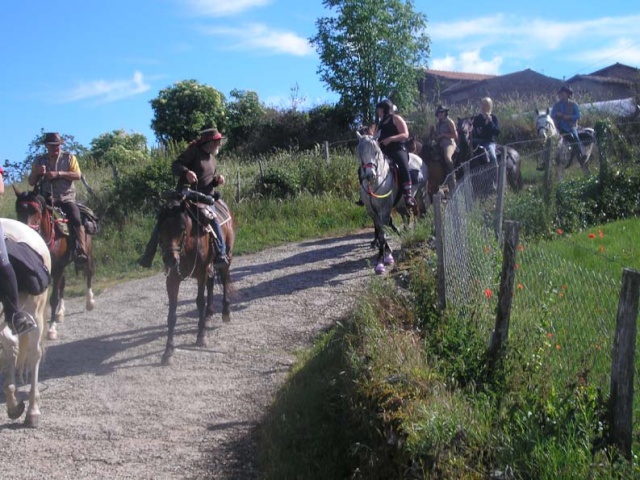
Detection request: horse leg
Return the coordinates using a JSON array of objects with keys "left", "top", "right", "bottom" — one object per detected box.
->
[
  {"left": 47, "top": 271, "right": 64, "bottom": 340},
  {"left": 23, "top": 294, "right": 46, "bottom": 427},
  {"left": 55, "top": 273, "right": 66, "bottom": 323},
  {"left": 374, "top": 225, "right": 388, "bottom": 275},
  {"left": 219, "top": 266, "right": 231, "bottom": 323},
  {"left": 195, "top": 274, "right": 208, "bottom": 348},
  {"left": 162, "top": 274, "right": 181, "bottom": 366},
  {"left": 85, "top": 254, "right": 95, "bottom": 311},
  {"left": 0, "top": 327, "right": 25, "bottom": 421}
]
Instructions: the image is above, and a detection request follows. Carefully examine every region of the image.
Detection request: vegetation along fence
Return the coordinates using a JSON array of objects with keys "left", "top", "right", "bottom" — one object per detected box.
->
[{"left": 432, "top": 122, "right": 640, "bottom": 458}]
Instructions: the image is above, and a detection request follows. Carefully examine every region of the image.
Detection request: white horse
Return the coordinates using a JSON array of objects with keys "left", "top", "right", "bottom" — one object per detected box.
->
[
  {"left": 534, "top": 108, "right": 596, "bottom": 181},
  {"left": 0, "top": 218, "right": 50, "bottom": 427},
  {"left": 356, "top": 132, "right": 428, "bottom": 274}
]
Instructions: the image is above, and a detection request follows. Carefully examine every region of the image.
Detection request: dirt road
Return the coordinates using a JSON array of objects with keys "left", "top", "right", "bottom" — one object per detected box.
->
[{"left": 1, "top": 230, "right": 385, "bottom": 479}]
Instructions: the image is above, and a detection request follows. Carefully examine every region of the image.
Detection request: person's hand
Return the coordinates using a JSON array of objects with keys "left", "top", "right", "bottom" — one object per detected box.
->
[
  {"left": 217, "top": 174, "right": 225, "bottom": 186},
  {"left": 38, "top": 165, "right": 47, "bottom": 177},
  {"left": 45, "top": 170, "right": 60, "bottom": 180},
  {"left": 379, "top": 138, "right": 389, "bottom": 146},
  {"left": 186, "top": 170, "right": 198, "bottom": 184}
]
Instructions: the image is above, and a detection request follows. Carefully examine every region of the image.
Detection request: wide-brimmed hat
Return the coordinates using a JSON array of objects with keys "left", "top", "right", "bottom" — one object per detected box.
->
[
  {"left": 435, "top": 105, "right": 450, "bottom": 116},
  {"left": 197, "top": 127, "right": 225, "bottom": 144},
  {"left": 43, "top": 132, "right": 65, "bottom": 145},
  {"left": 558, "top": 86, "right": 573, "bottom": 97}
]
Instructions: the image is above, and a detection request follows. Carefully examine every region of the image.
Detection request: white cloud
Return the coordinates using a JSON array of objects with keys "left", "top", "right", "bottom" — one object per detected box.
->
[
  {"left": 58, "top": 71, "right": 150, "bottom": 104},
  {"left": 181, "top": 0, "right": 271, "bottom": 17},
  {"left": 203, "top": 23, "right": 313, "bottom": 56},
  {"left": 432, "top": 51, "right": 502, "bottom": 75},
  {"left": 428, "top": 14, "right": 640, "bottom": 74}
]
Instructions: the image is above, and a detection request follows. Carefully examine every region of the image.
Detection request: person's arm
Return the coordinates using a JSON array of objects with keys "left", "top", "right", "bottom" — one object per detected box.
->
[{"left": 57, "top": 154, "right": 81, "bottom": 181}]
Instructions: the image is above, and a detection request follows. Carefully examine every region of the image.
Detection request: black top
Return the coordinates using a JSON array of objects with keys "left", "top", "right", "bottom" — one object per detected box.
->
[
  {"left": 377, "top": 115, "right": 405, "bottom": 154},
  {"left": 472, "top": 113, "right": 500, "bottom": 143},
  {"left": 171, "top": 142, "right": 220, "bottom": 194}
]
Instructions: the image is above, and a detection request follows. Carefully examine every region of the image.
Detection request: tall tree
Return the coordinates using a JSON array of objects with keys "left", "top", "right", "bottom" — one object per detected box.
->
[
  {"left": 150, "top": 80, "right": 227, "bottom": 145},
  {"left": 310, "top": 0, "right": 430, "bottom": 125},
  {"left": 89, "top": 129, "right": 148, "bottom": 167},
  {"left": 226, "top": 89, "right": 266, "bottom": 151}
]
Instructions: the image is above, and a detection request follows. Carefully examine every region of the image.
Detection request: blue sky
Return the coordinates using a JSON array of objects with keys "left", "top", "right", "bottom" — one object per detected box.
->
[{"left": 2, "top": 0, "right": 639, "bottom": 165}]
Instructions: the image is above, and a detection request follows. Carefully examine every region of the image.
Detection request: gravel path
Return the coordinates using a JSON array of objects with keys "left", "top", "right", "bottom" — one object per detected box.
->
[{"left": 1, "top": 230, "right": 389, "bottom": 479}]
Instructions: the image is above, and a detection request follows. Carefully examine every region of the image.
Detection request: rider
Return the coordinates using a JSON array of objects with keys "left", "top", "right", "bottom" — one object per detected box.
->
[
  {"left": 551, "top": 85, "right": 586, "bottom": 160},
  {"left": 0, "top": 166, "right": 38, "bottom": 336},
  {"left": 376, "top": 99, "right": 415, "bottom": 208},
  {"left": 138, "top": 126, "right": 229, "bottom": 269},
  {"left": 471, "top": 97, "right": 500, "bottom": 167},
  {"left": 28, "top": 132, "right": 88, "bottom": 266},
  {"left": 434, "top": 105, "right": 458, "bottom": 186}
]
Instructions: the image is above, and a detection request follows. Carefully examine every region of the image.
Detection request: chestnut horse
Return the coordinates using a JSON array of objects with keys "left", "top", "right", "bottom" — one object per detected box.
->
[
  {"left": 156, "top": 189, "right": 235, "bottom": 366},
  {"left": 14, "top": 187, "right": 96, "bottom": 340},
  {"left": 0, "top": 218, "right": 50, "bottom": 427}
]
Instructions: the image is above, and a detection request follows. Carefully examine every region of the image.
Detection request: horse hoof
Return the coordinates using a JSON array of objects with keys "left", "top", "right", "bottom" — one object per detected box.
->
[
  {"left": 375, "top": 263, "right": 386, "bottom": 275},
  {"left": 47, "top": 328, "right": 58, "bottom": 341},
  {"left": 8, "top": 401, "right": 25, "bottom": 420},
  {"left": 383, "top": 254, "right": 395, "bottom": 265},
  {"left": 24, "top": 413, "right": 40, "bottom": 428},
  {"left": 55, "top": 314, "right": 64, "bottom": 324},
  {"left": 86, "top": 301, "right": 95, "bottom": 312},
  {"left": 161, "top": 353, "right": 173, "bottom": 366},
  {"left": 196, "top": 336, "right": 207, "bottom": 348}
]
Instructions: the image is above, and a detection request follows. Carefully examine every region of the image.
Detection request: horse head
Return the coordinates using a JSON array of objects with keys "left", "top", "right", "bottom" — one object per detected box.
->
[
  {"left": 13, "top": 186, "right": 47, "bottom": 233},
  {"left": 356, "top": 131, "right": 385, "bottom": 182},
  {"left": 535, "top": 108, "right": 557, "bottom": 140},
  {"left": 157, "top": 199, "right": 188, "bottom": 271}
]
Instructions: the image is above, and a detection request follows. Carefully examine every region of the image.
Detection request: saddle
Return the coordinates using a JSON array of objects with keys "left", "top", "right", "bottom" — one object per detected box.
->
[
  {"left": 5, "top": 238, "right": 51, "bottom": 295},
  {"left": 47, "top": 202, "right": 100, "bottom": 237}
]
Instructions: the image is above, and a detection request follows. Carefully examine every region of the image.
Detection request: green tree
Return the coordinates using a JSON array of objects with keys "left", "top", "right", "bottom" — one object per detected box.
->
[
  {"left": 149, "top": 80, "right": 227, "bottom": 145},
  {"left": 226, "top": 89, "right": 266, "bottom": 152},
  {"left": 3, "top": 129, "right": 87, "bottom": 184},
  {"left": 310, "top": 0, "right": 430, "bottom": 125},
  {"left": 89, "top": 129, "right": 148, "bottom": 167}
]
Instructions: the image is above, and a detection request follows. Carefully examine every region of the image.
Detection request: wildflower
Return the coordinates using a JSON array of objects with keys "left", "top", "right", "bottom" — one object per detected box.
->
[
  {"left": 518, "top": 244, "right": 524, "bottom": 252},
  {"left": 517, "top": 283, "right": 523, "bottom": 290},
  {"left": 515, "top": 263, "right": 520, "bottom": 269},
  {"left": 556, "top": 344, "right": 561, "bottom": 350},
  {"left": 562, "top": 285, "right": 567, "bottom": 290},
  {"left": 557, "top": 228, "right": 564, "bottom": 235},
  {"left": 559, "top": 292, "right": 564, "bottom": 298},
  {"left": 588, "top": 233, "right": 596, "bottom": 239},
  {"left": 547, "top": 332, "right": 553, "bottom": 338},
  {"left": 599, "top": 245, "right": 605, "bottom": 253},
  {"left": 598, "top": 229, "right": 604, "bottom": 238},
  {"left": 484, "top": 245, "right": 490, "bottom": 254},
  {"left": 484, "top": 288, "right": 493, "bottom": 299}
]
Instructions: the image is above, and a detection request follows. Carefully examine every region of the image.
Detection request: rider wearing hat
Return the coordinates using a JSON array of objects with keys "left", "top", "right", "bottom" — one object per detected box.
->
[
  {"left": 138, "top": 126, "right": 229, "bottom": 269},
  {"left": 435, "top": 105, "right": 458, "bottom": 183},
  {"left": 551, "top": 85, "right": 586, "bottom": 159},
  {"left": 28, "top": 132, "right": 88, "bottom": 266},
  {"left": 376, "top": 99, "right": 415, "bottom": 208}
]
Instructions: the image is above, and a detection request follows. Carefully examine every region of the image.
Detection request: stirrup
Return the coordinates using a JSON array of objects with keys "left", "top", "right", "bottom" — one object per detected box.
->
[
  {"left": 214, "top": 254, "right": 230, "bottom": 268},
  {"left": 9, "top": 312, "right": 37, "bottom": 337},
  {"left": 404, "top": 195, "right": 416, "bottom": 207}
]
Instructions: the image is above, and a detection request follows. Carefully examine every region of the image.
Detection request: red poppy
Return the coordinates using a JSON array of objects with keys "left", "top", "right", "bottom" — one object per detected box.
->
[
  {"left": 484, "top": 288, "right": 493, "bottom": 298},
  {"left": 557, "top": 228, "right": 564, "bottom": 235},
  {"left": 588, "top": 233, "right": 596, "bottom": 239}
]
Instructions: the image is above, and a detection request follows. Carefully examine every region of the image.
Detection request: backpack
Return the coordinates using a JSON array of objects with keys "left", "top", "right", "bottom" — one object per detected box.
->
[{"left": 6, "top": 239, "right": 51, "bottom": 295}]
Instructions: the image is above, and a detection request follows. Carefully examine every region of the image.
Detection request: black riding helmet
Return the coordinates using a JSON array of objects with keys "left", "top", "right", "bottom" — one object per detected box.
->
[{"left": 376, "top": 99, "right": 394, "bottom": 117}]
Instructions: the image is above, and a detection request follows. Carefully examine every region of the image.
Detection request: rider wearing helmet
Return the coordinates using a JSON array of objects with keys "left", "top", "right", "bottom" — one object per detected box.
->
[{"left": 375, "top": 99, "right": 415, "bottom": 208}]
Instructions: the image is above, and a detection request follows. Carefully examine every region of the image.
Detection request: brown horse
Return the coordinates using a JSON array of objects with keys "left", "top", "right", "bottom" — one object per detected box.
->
[
  {"left": 156, "top": 189, "right": 235, "bottom": 366},
  {"left": 13, "top": 187, "right": 97, "bottom": 340}
]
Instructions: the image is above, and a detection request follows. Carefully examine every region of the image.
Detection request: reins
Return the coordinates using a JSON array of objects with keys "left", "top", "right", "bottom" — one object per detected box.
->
[{"left": 360, "top": 145, "right": 396, "bottom": 200}]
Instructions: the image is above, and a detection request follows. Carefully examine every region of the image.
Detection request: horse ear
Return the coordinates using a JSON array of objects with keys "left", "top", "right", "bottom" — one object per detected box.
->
[
  {"left": 535, "top": 108, "right": 540, "bottom": 115},
  {"left": 546, "top": 108, "right": 550, "bottom": 115}
]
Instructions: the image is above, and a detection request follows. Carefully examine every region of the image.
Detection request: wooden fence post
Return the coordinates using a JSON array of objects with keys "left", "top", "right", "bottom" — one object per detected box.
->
[
  {"left": 494, "top": 146, "right": 507, "bottom": 241},
  {"left": 433, "top": 192, "right": 446, "bottom": 310},
  {"left": 609, "top": 268, "right": 640, "bottom": 460},
  {"left": 236, "top": 170, "right": 240, "bottom": 203},
  {"left": 487, "top": 220, "right": 520, "bottom": 369}
]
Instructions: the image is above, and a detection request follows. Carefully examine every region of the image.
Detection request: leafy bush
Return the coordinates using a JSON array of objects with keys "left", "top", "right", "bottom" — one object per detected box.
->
[{"left": 257, "top": 165, "right": 302, "bottom": 198}]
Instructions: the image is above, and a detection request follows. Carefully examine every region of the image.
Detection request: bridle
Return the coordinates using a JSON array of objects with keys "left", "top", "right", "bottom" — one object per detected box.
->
[
  {"left": 536, "top": 115, "right": 557, "bottom": 139},
  {"left": 16, "top": 195, "right": 57, "bottom": 249}
]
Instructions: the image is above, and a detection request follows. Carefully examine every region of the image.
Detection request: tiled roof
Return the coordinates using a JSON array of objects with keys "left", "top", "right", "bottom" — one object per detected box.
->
[{"left": 423, "top": 69, "right": 497, "bottom": 81}]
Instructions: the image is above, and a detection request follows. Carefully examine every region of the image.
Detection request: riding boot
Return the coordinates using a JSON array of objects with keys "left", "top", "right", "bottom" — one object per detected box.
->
[
  {"left": 74, "top": 225, "right": 88, "bottom": 266},
  {"left": 137, "top": 223, "right": 159, "bottom": 268},
  {"left": 0, "top": 262, "right": 37, "bottom": 336},
  {"left": 210, "top": 219, "right": 229, "bottom": 268},
  {"left": 402, "top": 183, "right": 416, "bottom": 208}
]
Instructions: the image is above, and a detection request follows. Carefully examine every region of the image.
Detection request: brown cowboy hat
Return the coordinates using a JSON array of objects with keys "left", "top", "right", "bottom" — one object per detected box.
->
[
  {"left": 197, "top": 127, "right": 225, "bottom": 144},
  {"left": 435, "top": 105, "right": 450, "bottom": 115},
  {"left": 558, "top": 86, "right": 573, "bottom": 97},
  {"left": 43, "top": 132, "right": 65, "bottom": 145}
]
